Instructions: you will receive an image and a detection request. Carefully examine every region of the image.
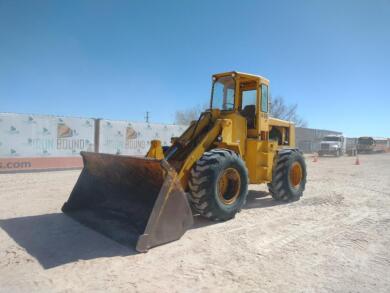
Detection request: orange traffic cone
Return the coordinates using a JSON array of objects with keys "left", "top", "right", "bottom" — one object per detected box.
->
[
  {"left": 355, "top": 155, "right": 360, "bottom": 165},
  {"left": 313, "top": 153, "right": 318, "bottom": 162}
]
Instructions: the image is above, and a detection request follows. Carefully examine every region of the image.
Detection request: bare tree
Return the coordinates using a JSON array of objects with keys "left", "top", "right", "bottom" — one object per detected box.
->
[
  {"left": 174, "top": 104, "right": 208, "bottom": 125},
  {"left": 270, "top": 96, "right": 307, "bottom": 127},
  {"left": 175, "top": 97, "right": 308, "bottom": 127}
]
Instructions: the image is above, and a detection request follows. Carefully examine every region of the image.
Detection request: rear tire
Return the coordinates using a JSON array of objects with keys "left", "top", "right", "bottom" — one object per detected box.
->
[
  {"left": 188, "top": 149, "right": 248, "bottom": 221},
  {"left": 268, "top": 150, "right": 307, "bottom": 202}
]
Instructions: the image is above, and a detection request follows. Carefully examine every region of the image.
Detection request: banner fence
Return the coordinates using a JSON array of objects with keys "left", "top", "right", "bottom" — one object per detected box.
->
[
  {"left": 2, "top": 112, "right": 384, "bottom": 172},
  {"left": 0, "top": 113, "right": 185, "bottom": 172}
]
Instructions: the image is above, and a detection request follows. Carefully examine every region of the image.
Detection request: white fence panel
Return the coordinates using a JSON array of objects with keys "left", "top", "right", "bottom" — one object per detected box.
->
[
  {"left": 0, "top": 113, "right": 95, "bottom": 157},
  {"left": 98, "top": 119, "right": 186, "bottom": 155}
]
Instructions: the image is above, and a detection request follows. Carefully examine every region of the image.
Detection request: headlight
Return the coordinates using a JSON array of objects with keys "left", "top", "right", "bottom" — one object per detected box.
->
[{"left": 330, "top": 145, "right": 338, "bottom": 148}]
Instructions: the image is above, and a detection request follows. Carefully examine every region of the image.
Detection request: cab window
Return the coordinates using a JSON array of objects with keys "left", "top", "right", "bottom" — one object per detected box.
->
[
  {"left": 211, "top": 76, "right": 235, "bottom": 111},
  {"left": 261, "top": 84, "right": 268, "bottom": 112},
  {"left": 241, "top": 89, "right": 257, "bottom": 129},
  {"left": 242, "top": 90, "right": 257, "bottom": 108}
]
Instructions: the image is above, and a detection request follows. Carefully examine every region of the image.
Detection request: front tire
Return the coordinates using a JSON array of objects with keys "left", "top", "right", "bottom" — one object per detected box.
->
[
  {"left": 188, "top": 149, "right": 248, "bottom": 221},
  {"left": 268, "top": 150, "right": 307, "bottom": 202}
]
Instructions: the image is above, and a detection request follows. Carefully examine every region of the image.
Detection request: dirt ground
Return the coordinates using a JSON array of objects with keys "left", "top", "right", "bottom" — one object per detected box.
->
[{"left": 1, "top": 153, "right": 390, "bottom": 292}]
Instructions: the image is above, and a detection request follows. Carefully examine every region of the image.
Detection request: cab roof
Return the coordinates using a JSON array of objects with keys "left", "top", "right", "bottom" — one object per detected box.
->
[
  {"left": 212, "top": 71, "right": 270, "bottom": 84},
  {"left": 359, "top": 136, "right": 387, "bottom": 140}
]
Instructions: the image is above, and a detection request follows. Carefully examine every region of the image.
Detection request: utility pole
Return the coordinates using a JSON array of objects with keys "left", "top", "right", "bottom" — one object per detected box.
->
[{"left": 145, "top": 111, "right": 150, "bottom": 123}]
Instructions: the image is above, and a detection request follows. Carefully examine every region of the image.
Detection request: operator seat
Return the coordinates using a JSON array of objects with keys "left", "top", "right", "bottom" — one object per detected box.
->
[{"left": 241, "top": 105, "right": 256, "bottom": 129}]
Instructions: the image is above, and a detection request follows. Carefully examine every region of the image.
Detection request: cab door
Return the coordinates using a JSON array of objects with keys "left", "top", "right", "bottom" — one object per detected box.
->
[
  {"left": 259, "top": 82, "right": 270, "bottom": 133},
  {"left": 239, "top": 80, "right": 270, "bottom": 138},
  {"left": 239, "top": 81, "right": 259, "bottom": 138}
]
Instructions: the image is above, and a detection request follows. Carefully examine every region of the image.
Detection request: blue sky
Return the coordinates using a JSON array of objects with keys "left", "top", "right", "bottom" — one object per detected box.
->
[{"left": 0, "top": 0, "right": 389, "bottom": 137}]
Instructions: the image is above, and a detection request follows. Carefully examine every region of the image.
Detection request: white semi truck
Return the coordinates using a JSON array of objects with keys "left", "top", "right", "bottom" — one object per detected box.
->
[{"left": 318, "top": 135, "right": 357, "bottom": 157}]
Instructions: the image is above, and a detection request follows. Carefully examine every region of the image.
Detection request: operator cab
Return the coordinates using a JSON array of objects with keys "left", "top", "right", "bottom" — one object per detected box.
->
[{"left": 210, "top": 71, "right": 270, "bottom": 138}]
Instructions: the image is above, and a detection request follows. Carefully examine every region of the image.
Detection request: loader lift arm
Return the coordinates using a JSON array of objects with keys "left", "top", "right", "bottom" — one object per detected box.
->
[{"left": 160, "top": 110, "right": 240, "bottom": 190}]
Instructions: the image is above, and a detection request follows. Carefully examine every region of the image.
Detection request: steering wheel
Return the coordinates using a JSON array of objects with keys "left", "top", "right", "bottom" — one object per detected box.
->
[{"left": 222, "top": 102, "right": 234, "bottom": 109}]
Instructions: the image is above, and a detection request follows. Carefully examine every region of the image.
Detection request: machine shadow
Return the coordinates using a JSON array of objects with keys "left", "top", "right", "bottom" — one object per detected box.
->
[
  {"left": 0, "top": 213, "right": 136, "bottom": 269},
  {"left": 191, "top": 189, "right": 285, "bottom": 230},
  {"left": 0, "top": 191, "right": 287, "bottom": 268},
  {"left": 243, "top": 189, "right": 287, "bottom": 209}
]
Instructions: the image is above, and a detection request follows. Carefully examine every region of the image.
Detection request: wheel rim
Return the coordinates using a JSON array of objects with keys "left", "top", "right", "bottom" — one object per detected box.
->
[
  {"left": 217, "top": 168, "right": 241, "bottom": 205},
  {"left": 289, "top": 162, "right": 303, "bottom": 188}
]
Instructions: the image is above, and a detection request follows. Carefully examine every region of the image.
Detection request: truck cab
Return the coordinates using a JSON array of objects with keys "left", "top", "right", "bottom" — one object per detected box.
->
[{"left": 318, "top": 134, "right": 345, "bottom": 157}]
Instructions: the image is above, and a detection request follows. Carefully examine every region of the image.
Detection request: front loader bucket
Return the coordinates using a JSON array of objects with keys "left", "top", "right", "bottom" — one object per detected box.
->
[{"left": 62, "top": 152, "right": 193, "bottom": 252}]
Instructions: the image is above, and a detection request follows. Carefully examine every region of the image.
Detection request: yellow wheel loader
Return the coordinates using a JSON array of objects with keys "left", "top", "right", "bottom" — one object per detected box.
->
[{"left": 62, "top": 71, "right": 307, "bottom": 252}]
